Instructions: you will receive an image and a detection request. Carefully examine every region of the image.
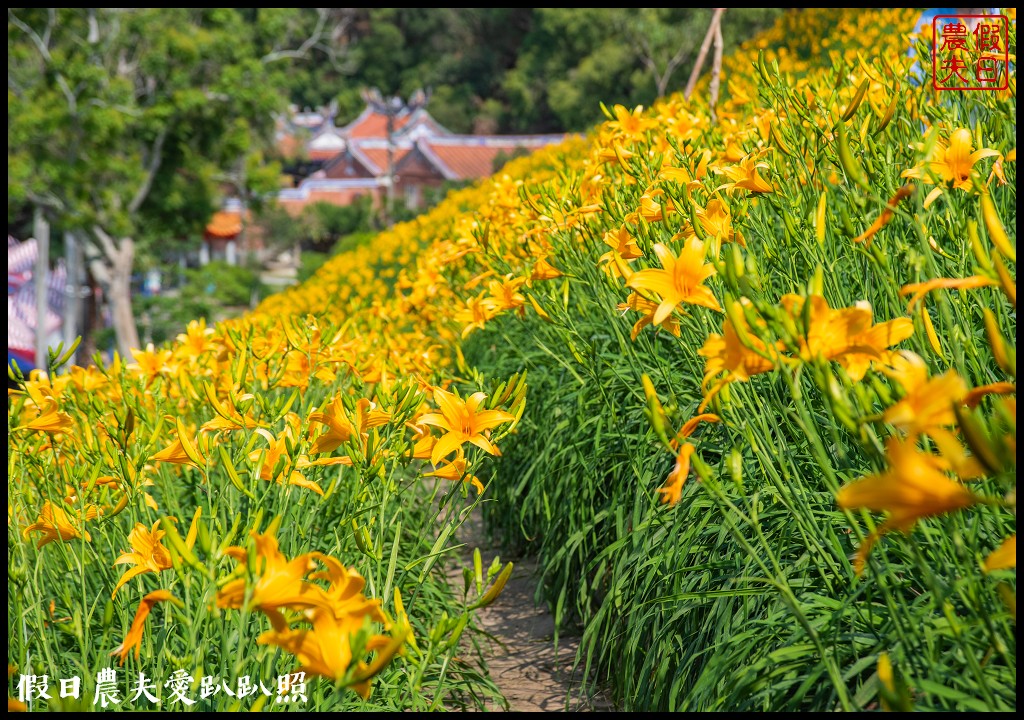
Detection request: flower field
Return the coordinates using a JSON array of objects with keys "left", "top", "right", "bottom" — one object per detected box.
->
[{"left": 8, "top": 8, "right": 1016, "bottom": 712}]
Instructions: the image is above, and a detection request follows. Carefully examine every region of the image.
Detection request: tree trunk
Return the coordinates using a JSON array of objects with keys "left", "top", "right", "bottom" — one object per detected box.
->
[
  {"left": 92, "top": 226, "right": 140, "bottom": 358},
  {"left": 108, "top": 236, "right": 140, "bottom": 357}
]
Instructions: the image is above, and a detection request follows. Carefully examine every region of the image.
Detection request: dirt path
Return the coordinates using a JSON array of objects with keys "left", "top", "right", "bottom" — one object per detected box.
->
[{"left": 451, "top": 511, "right": 611, "bottom": 712}]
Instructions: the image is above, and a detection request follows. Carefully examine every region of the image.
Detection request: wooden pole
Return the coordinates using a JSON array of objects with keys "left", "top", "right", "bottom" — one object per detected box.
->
[
  {"left": 33, "top": 206, "right": 50, "bottom": 372},
  {"left": 385, "top": 112, "right": 396, "bottom": 227},
  {"left": 684, "top": 8, "right": 725, "bottom": 101},
  {"left": 710, "top": 12, "right": 725, "bottom": 123}
]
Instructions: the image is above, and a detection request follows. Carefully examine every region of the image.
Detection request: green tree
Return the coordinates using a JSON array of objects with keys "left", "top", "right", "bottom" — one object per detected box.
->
[
  {"left": 503, "top": 8, "right": 782, "bottom": 131},
  {"left": 8, "top": 8, "right": 345, "bottom": 357}
]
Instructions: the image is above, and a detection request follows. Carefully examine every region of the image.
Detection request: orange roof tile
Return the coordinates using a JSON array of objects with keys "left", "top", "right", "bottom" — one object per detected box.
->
[
  {"left": 425, "top": 144, "right": 508, "bottom": 180},
  {"left": 418, "top": 136, "right": 566, "bottom": 181},
  {"left": 276, "top": 132, "right": 302, "bottom": 159},
  {"left": 309, "top": 148, "right": 343, "bottom": 162},
  {"left": 355, "top": 146, "right": 412, "bottom": 174},
  {"left": 345, "top": 110, "right": 413, "bottom": 139},
  {"left": 205, "top": 210, "right": 242, "bottom": 239}
]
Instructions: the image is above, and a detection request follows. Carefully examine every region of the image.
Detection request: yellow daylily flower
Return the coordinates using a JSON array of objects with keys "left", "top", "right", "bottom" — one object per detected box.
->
[
  {"left": 455, "top": 292, "right": 501, "bottom": 338},
  {"left": 599, "top": 226, "right": 643, "bottom": 268},
  {"left": 696, "top": 198, "right": 744, "bottom": 245},
  {"left": 883, "top": 368, "right": 967, "bottom": 438},
  {"left": 249, "top": 433, "right": 324, "bottom": 496},
  {"left": 627, "top": 239, "right": 721, "bottom": 325},
  {"left": 150, "top": 433, "right": 206, "bottom": 470},
  {"left": 111, "top": 521, "right": 173, "bottom": 598},
  {"left": 530, "top": 255, "right": 563, "bottom": 281},
  {"left": 617, "top": 292, "right": 682, "bottom": 339},
  {"left": 419, "top": 387, "right": 516, "bottom": 465},
  {"left": 174, "top": 318, "right": 216, "bottom": 362},
  {"left": 779, "top": 294, "right": 913, "bottom": 380},
  {"left": 486, "top": 275, "right": 527, "bottom": 312},
  {"left": 658, "top": 443, "right": 695, "bottom": 507},
  {"left": 128, "top": 344, "right": 173, "bottom": 383},
  {"left": 18, "top": 398, "right": 73, "bottom": 435},
  {"left": 607, "top": 104, "right": 655, "bottom": 138},
  {"left": 257, "top": 609, "right": 405, "bottom": 699},
  {"left": 698, "top": 300, "right": 781, "bottom": 387}
]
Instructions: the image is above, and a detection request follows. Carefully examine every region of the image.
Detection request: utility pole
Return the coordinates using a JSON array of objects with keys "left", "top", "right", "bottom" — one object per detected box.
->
[
  {"left": 33, "top": 207, "right": 50, "bottom": 372},
  {"left": 63, "top": 231, "right": 84, "bottom": 367}
]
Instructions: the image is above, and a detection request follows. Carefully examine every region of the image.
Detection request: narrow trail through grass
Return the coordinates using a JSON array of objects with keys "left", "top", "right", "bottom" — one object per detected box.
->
[{"left": 449, "top": 511, "right": 612, "bottom": 712}]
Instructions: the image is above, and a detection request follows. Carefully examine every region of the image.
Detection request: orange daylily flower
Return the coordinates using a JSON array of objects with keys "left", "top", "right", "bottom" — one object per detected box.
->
[
  {"left": 487, "top": 275, "right": 527, "bottom": 312},
  {"left": 607, "top": 104, "right": 655, "bottom": 137},
  {"left": 627, "top": 239, "right": 721, "bottom": 324},
  {"left": 408, "top": 422, "right": 437, "bottom": 460},
  {"left": 676, "top": 413, "right": 721, "bottom": 442},
  {"left": 217, "top": 531, "right": 332, "bottom": 629},
  {"left": 455, "top": 292, "right": 501, "bottom": 338},
  {"left": 23, "top": 501, "right": 96, "bottom": 548},
  {"left": 964, "top": 382, "right": 1016, "bottom": 409},
  {"left": 617, "top": 292, "right": 682, "bottom": 339},
  {"left": 311, "top": 554, "right": 387, "bottom": 624},
  {"left": 597, "top": 142, "right": 635, "bottom": 170},
  {"left": 111, "top": 590, "right": 178, "bottom": 665},
  {"left": 880, "top": 352, "right": 970, "bottom": 439},
  {"left": 599, "top": 227, "right": 643, "bottom": 267},
  {"left": 530, "top": 255, "right": 563, "bottom": 281},
  {"left": 696, "top": 198, "right": 745, "bottom": 245},
  {"left": 68, "top": 365, "right": 108, "bottom": 393},
  {"left": 258, "top": 610, "right": 405, "bottom": 699},
  {"left": 423, "top": 451, "right": 485, "bottom": 494},
  {"left": 112, "top": 521, "right": 173, "bottom": 598},
  {"left": 779, "top": 294, "right": 914, "bottom": 380},
  {"left": 150, "top": 433, "right": 206, "bottom": 470},
  {"left": 900, "top": 275, "right": 998, "bottom": 312},
  {"left": 308, "top": 396, "right": 390, "bottom": 456},
  {"left": 200, "top": 387, "right": 266, "bottom": 432},
  {"left": 698, "top": 300, "right": 780, "bottom": 387},
  {"left": 18, "top": 398, "right": 73, "bottom": 434},
  {"left": 174, "top": 318, "right": 216, "bottom": 362},
  {"left": 249, "top": 433, "right": 325, "bottom": 495},
  {"left": 129, "top": 344, "right": 173, "bottom": 383},
  {"left": 419, "top": 387, "right": 516, "bottom": 465},
  {"left": 837, "top": 437, "right": 976, "bottom": 573},
  {"left": 715, "top": 153, "right": 774, "bottom": 193},
  {"left": 851, "top": 184, "right": 915, "bottom": 245},
  {"left": 901, "top": 128, "right": 1001, "bottom": 206},
  {"left": 984, "top": 535, "right": 1016, "bottom": 571},
  {"left": 658, "top": 443, "right": 695, "bottom": 507},
  {"left": 638, "top": 192, "right": 667, "bottom": 222},
  {"left": 246, "top": 548, "right": 402, "bottom": 698}
]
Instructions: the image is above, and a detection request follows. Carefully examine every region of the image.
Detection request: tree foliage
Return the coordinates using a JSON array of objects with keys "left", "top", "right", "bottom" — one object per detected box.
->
[
  {"left": 280, "top": 8, "right": 783, "bottom": 133},
  {"left": 7, "top": 8, "right": 336, "bottom": 354}
]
